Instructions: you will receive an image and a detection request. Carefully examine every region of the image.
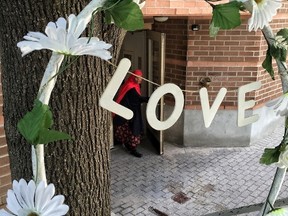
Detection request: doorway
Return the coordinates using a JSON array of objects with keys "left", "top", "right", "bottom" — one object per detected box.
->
[{"left": 119, "top": 30, "right": 166, "bottom": 155}]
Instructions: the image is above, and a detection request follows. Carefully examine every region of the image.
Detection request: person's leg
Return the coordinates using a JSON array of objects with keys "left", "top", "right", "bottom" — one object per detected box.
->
[
  {"left": 115, "top": 122, "right": 142, "bottom": 157},
  {"left": 129, "top": 134, "right": 142, "bottom": 158},
  {"left": 114, "top": 123, "right": 131, "bottom": 150}
]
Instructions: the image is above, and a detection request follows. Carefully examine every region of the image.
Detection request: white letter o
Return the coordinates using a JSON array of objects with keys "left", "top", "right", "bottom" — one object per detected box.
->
[{"left": 146, "top": 83, "right": 184, "bottom": 130}]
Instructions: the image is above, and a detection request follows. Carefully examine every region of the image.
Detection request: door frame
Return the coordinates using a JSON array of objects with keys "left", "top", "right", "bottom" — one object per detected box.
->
[{"left": 147, "top": 31, "right": 166, "bottom": 155}]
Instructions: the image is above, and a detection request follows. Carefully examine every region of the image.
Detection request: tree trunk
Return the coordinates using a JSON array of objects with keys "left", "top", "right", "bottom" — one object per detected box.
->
[{"left": 0, "top": 0, "right": 126, "bottom": 215}]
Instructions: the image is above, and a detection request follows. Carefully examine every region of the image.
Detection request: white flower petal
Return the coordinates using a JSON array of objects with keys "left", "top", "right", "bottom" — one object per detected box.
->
[
  {"left": 246, "top": 0, "right": 282, "bottom": 31},
  {"left": 55, "top": 28, "right": 67, "bottom": 45},
  {"left": 6, "top": 190, "right": 21, "bottom": 215},
  {"left": 2, "top": 179, "right": 69, "bottom": 216},
  {"left": 76, "top": 37, "right": 112, "bottom": 49},
  {"left": 74, "top": 18, "right": 89, "bottom": 38},
  {"left": 7, "top": 180, "right": 26, "bottom": 214},
  {"left": 38, "top": 183, "right": 55, "bottom": 212},
  {"left": 39, "top": 37, "right": 66, "bottom": 53},
  {"left": 55, "top": 17, "right": 67, "bottom": 30},
  {"left": 26, "top": 180, "right": 36, "bottom": 209},
  {"left": 17, "top": 41, "right": 44, "bottom": 56},
  {"left": 23, "top": 31, "right": 46, "bottom": 42},
  {"left": 67, "top": 14, "right": 77, "bottom": 36},
  {"left": 18, "top": 13, "right": 112, "bottom": 59},
  {"left": 23, "top": 35, "right": 40, "bottom": 42},
  {"left": 68, "top": 14, "right": 88, "bottom": 39},
  {"left": 0, "top": 209, "right": 14, "bottom": 216},
  {"left": 87, "top": 37, "right": 112, "bottom": 49},
  {"left": 45, "top": 195, "right": 65, "bottom": 208},
  {"left": 66, "top": 33, "right": 77, "bottom": 50},
  {"left": 35, "top": 181, "right": 45, "bottom": 210},
  {"left": 69, "top": 37, "right": 112, "bottom": 60},
  {"left": 19, "top": 179, "right": 32, "bottom": 209},
  {"left": 79, "top": 49, "right": 112, "bottom": 60},
  {"left": 41, "top": 195, "right": 68, "bottom": 215},
  {"left": 42, "top": 205, "right": 69, "bottom": 216},
  {"left": 45, "top": 22, "right": 58, "bottom": 40}
]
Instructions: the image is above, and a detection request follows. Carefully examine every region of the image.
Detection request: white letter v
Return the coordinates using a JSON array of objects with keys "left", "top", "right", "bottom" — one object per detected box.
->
[{"left": 199, "top": 87, "right": 227, "bottom": 128}]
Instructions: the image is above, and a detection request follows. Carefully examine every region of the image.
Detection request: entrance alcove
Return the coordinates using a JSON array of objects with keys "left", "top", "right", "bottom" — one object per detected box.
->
[{"left": 117, "top": 14, "right": 286, "bottom": 150}]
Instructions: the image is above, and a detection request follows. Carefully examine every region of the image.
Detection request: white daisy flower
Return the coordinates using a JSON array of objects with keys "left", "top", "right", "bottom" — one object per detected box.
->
[
  {"left": 266, "top": 93, "right": 288, "bottom": 116},
  {"left": 248, "top": 0, "right": 282, "bottom": 31},
  {"left": 17, "top": 14, "right": 112, "bottom": 60},
  {"left": 0, "top": 179, "right": 69, "bottom": 216},
  {"left": 232, "top": 0, "right": 282, "bottom": 31},
  {"left": 266, "top": 207, "right": 288, "bottom": 216}
]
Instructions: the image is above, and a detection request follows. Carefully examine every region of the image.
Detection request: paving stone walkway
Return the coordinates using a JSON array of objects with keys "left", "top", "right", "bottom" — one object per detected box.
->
[{"left": 111, "top": 125, "right": 288, "bottom": 216}]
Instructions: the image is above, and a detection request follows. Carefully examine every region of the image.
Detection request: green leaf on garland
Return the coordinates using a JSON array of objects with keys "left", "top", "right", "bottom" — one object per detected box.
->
[
  {"left": 17, "top": 100, "right": 71, "bottom": 145},
  {"left": 209, "top": 21, "right": 220, "bottom": 37},
  {"left": 262, "top": 47, "right": 275, "bottom": 80},
  {"left": 280, "top": 48, "right": 287, "bottom": 62},
  {"left": 37, "top": 128, "right": 71, "bottom": 144},
  {"left": 260, "top": 146, "right": 281, "bottom": 165},
  {"left": 104, "top": 10, "right": 112, "bottom": 24},
  {"left": 212, "top": 1, "right": 242, "bottom": 30},
  {"left": 270, "top": 45, "right": 279, "bottom": 60},
  {"left": 273, "top": 28, "right": 288, "bottom": 62},
  {"left": 270, "top": 44, "right": 287, "bottom": 62},
  {"left": 103, "top": 0, "right": 144, "bottom": 31},
  {"left": 276, "top": 28, "right": 288, "bottom": 40}
]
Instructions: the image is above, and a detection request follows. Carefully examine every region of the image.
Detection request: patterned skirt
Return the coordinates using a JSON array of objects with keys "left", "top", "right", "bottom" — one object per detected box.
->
[{"left": 114, "top": 122, "right": 140, "bottom": 150}]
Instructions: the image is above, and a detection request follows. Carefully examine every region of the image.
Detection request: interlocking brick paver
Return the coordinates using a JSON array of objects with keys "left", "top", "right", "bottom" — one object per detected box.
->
[{"left": 111, "top": 124, "right": 288, "bottom": 215}]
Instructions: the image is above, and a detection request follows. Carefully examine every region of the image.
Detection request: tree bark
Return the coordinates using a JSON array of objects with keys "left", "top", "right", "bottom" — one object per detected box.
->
[{"left": 0, "top": 0, "right": 126, "bottom": 215}]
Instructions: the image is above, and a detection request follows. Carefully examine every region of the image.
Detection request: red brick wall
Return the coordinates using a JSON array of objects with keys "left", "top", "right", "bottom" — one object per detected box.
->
[
  {"left": 186, "top": 9, "right": 288, "bottom": 108},
  {"left": 152, "top": 5, "right": 288, "bottom": 109},
  {"left": 143, "top": 1, "right": 288, "bottom": 17},
  {"left": 0, "top": 73, "right": 10, "bottom": 207},
  {"left": 185, "top": 17, "right": 281, "bottom": 108},
  {"left": 143, "top": 0, "right": 213, "bottom": 16},
  {"left": 148, "top": 1, "right": 288, "bottom": 108},
  {"left": 153, "top": 18, "right": 187, "bottom": 89}
]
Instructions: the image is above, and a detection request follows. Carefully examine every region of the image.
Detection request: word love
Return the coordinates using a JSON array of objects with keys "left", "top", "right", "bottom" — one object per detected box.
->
[{"left": 100, "top": 58, "right": 261, "bottom": 131}]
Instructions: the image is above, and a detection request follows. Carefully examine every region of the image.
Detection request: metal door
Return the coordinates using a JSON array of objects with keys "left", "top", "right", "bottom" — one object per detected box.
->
[{"left": 146, "top": 31, "right": 166, "bottom": 155}]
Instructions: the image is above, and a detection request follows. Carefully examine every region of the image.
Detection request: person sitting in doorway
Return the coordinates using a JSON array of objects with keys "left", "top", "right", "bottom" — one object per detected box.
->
[{"left": 113, "top": 69, "right": 149, "bottom": 158}]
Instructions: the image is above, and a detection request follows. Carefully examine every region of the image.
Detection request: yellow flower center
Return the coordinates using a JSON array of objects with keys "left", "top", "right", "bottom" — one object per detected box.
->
[
  {"left": 254, "top": 0, "right": 265, "bottom": 5},
  {"left": 28, "top": 212, "right": 39, "bottom": 216}
]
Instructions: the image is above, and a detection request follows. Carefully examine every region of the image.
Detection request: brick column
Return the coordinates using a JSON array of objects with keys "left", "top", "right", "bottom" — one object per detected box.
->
[{"left": 0, "top": 73, "right": 11, "bottom": 207}]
